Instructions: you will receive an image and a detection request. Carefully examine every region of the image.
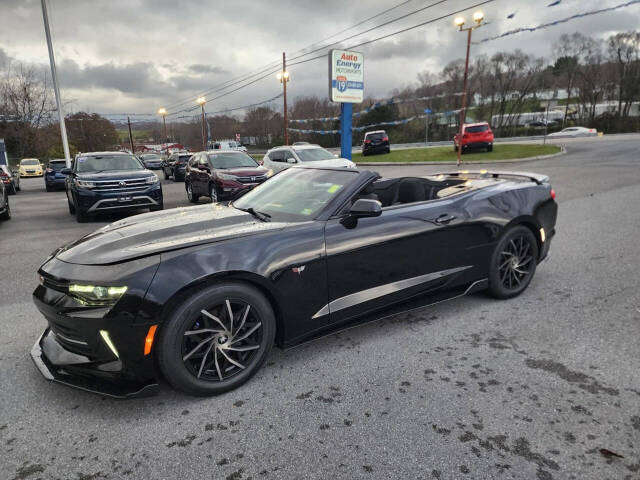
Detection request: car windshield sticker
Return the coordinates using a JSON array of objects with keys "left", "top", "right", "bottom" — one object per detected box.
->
[
  {"left": 327, "top": 184, "right": 341, "bottom": 193},
  {"left": 77, "top": 157, "right": 87, "bottom": 163},
  {"left": 300, "top": 208, "right": 313, "bottom": 215}
]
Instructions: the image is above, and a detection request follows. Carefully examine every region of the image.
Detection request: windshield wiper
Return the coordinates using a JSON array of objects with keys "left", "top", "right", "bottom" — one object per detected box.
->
[{"left": 233, "top": 205, "right": 271, "bottom": 222}]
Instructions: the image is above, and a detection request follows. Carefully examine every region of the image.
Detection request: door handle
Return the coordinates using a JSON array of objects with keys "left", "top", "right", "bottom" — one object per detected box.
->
[{"left": 434, "top": 214, "right": 456, "bottom": 224}]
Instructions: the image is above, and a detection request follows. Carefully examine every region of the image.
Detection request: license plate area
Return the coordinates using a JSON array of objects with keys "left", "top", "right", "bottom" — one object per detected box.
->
[{"left": 117, "top": 196, "right": 133, "bottom": 202}]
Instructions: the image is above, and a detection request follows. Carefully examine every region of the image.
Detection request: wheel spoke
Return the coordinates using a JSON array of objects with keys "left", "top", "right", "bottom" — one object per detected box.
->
[
  {"left": 183, "top": 335, "right": 215, "bottom": 361},
  {"left": 233, "top": 305, "right": 251, "bottom": 339},
  {"left": 184, "top": 328, "right": 224, "bottom": 336},
  {"left": 201, "top": 309, "right": 227, "bottom": 331},
  {"left": 226, "top": 343, "right": 260, "bottom": 352},
  {"left": 219, "top": 348, "right": 245, "bottom": 370},
  {"left": 226, "top": 300, "right": 234, "bottom": 334},
  {"left": 213, "top": 347, "right": 223, "bottom": 381},
  {"left": 230, "top": 322, "right": 262, "bottom": 345},
  {"left": 197, "top": 342, "right": 214, "bottom": 378}
]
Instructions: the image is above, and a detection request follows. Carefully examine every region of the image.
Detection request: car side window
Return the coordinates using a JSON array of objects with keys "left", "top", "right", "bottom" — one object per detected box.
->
[
  {"left": 189, "top": 155, "right": 199, "bottom": 167},
  {"left": 268, "top": 151, "right": 285, "bottom": 162},
  {"left": 283, "top": 150, "right": 296, "bottom": 162}
]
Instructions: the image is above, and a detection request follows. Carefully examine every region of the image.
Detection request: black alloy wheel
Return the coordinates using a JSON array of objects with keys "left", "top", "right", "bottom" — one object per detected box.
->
[
  {"left": 209, "top": 183, "right": 218, "bottom": 203},
  {"left": 488, "top": 225, "right": 539, "bottom": 299},
  {"left": 157, "top": 282, "right": 275, "bottom": 396}
]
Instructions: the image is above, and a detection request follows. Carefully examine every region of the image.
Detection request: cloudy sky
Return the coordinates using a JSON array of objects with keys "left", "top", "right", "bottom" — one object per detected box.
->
[{"left": 1, "top": 0, "right": 639, "bottom": 121}]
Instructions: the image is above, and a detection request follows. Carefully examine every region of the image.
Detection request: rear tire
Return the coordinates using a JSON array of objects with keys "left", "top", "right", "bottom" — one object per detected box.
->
[
  {"left": 8, "top": 184, "right": 16, "bottom": 195},
  {"left": 487, "top": 144, "right": 493, "bottom": 152},
  {"left": 67, "top": 191, "right": 76, "bottom": 214},
  {"left": 156, "top": 282, "right": 276, "bottom": 396},
  {"left": 0, "top": 197, "right": 10, "bottom": 220},
  {"left": 186, "top": 182, "right": 199, "bottom": 203},
  {"left": 45, "top": 184, "right": 53, "bottom": 192},
  {"left": 488, "top": 225, "right": 539, "bottom": 299}
]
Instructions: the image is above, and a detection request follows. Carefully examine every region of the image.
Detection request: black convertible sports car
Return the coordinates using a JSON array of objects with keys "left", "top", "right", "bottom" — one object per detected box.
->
[{"left": 31, "top": 167, "right": 557, "bottom": 398}]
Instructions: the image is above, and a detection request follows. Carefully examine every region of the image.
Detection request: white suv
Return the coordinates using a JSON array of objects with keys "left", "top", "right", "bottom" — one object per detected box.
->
[
  {"left": 210, "top": 140, "right": 248, "bottom": 153},
  {"left": 262, "top": 145, "right": 355, "bottom": 173}
]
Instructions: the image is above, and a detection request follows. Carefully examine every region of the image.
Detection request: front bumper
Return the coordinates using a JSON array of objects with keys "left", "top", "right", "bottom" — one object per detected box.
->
[
  {"left": 31, "top": 329, "right": 158, "bottom": 398},
  {"left": 31, "top": 255, "right": 162, "bottom": 398},
  {"left": 21, "top": 171, "right": 43, "bottom": 177},
  {"left": 75, "top": 183, "right": 163, "bottom": 214}
]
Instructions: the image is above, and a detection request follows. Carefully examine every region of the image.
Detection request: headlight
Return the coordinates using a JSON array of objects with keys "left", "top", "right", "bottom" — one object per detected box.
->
[
  {"left": 68, "top": 284, "right": 128, "bottom": 305},
  {"left": 265, "top": 169, "right": 274, "bottom": 178},
  {"left": 74, "top": 179, "right": 96, "bottom": 189},
  {"left": 346, "top": 162, "right": 357, "bottom": 169},
  {"left": 144, "top": 175, "right": 159, "bottom": 184},
  {"left": 217, "top": 173, "right": 238, "bottom": 180}
]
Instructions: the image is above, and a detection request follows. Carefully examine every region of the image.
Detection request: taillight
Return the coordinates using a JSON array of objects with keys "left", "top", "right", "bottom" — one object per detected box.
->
[
  {"left": 382, "top": 137, "right": 389, "bottom": 142},
  {"left": 364, "top": 139, "right": 371, "bottom": 144},
  {"left": 550, "top": 188, "right": 556, "bottom": 200}
]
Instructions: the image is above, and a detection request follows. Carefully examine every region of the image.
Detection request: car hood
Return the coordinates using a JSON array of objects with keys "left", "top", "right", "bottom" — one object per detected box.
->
[
  {"left": 75, "top": 170, "right": 156, "bottom": 181},
  {"left": 55, "top": 204, "right": 287, "bottom": 265},
  {"left": 217, "top": 166, "right": 268, "bottom": 176},
  {"left": 301, "top": 158, "right": 354, "bottom": 168}
]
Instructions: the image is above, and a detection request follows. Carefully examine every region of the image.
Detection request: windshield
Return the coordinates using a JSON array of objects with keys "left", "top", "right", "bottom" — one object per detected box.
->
[
  {"left": 465, "top": 125, "right": 489, "bottom": 133},
  {"left": 75, "top": 154, "right": 144, "bottom": 173},
  {"left": 294, "top": 147, "right": 335, "bottom": 162},
  {"left": 48, "top": 161, "right": 67, "bottom": 171},
  {"left": 207, "top": 152, "right": 257, "bottom": 169},
  {"left": 21, "top": 159, "right": 40, "bottom": 165},
  {"left": 233, "top": 167, "right": 357, "bottom": 222}
]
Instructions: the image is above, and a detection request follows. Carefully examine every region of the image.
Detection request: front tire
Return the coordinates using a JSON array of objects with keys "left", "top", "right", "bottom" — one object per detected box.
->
[
  {"left": 186, "top": 182, "right": 199, "bottom": 203},
  {"left": 8, "top": 183, "right": 16, "bottom": 195},
  {"left": 209, "top": 183, "right": 218, "bottom": 203},
  {"left": 488, "top": 225, "right": 539, "bottom": 299},
  {"left": 156, "top": 282, "right": 276, "bottom": 396},
  {"left": 0, "top": 197, "right": 10, "bottom": 220}
]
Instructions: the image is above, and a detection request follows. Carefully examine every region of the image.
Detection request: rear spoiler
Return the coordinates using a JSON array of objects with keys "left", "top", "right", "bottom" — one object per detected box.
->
[{"left": 437, "top": 170, "right": 550, "bottom": 185}]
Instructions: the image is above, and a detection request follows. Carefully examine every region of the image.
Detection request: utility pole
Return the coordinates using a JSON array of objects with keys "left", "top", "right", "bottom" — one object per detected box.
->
[
  {"left": 277, "top": 52, "right": 290, "bottom": 145},
  {"left": 127, "top": 116, "right": 135, "bottom": 153},
  {"left": 454, "top": 12, "right": 485, "bottom": 168},
  {"left": 197, "top": 97, "right": 207, "bottom": 151},
  {"left": 41, "top": 0, "right": 71, "bottom": 168}
]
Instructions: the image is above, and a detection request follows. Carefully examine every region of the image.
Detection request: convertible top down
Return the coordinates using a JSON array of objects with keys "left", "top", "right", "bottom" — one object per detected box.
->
[{"left": 31, "top": 167, "right": 557, "bottom": 397}]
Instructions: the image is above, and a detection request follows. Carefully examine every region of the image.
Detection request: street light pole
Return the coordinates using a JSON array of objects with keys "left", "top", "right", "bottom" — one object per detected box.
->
[
  {"left": 40, "top": 0, "right": 71, "bottom": 168},
  {"left": 197, "top": 97, "right": 207, "bottom": 151},
  {"left": 158, "top": 108, "right": 168, "bottom": 156},
  {"left": 454, "top": 12, "right": 485, "bottom": 168},
  {"left": 277, "top": 52, "right": 290, "bottom": 145}
]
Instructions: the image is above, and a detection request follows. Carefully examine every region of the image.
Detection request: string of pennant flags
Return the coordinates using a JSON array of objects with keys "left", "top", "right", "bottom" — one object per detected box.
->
[
  {"left": 288, "top": 92, "right": 463, "bottom": 124},
  {"left": 288, "top": 109, "right": 461, "bottom": 135},
  {"left": 477, "top": 0, "right": 640, "bottom": 44}
]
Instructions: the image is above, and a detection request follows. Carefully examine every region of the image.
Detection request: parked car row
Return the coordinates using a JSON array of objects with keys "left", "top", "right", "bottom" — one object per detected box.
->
[
  {"left": 0, "top": 165, "right": 20, "bottom": 194},
  {"left": 0, "top": 178, "right": 11, "bottom": 221}
]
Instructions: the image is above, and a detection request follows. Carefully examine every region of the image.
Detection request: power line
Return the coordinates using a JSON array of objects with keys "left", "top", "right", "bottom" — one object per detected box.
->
[
  {"left": 475, "top": 0, "right": 640, "bottom": 44},
  {"left": 286, "top": 0, "right": 452, "bottom": 64},
  {"left": 288, "top": 0, "right": 496, "bottom": 67},
  {"left": 161, "top": 0, "right": 434, "bottom": 112}
]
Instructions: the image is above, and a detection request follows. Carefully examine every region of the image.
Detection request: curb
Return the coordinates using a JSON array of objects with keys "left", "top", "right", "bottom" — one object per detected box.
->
[{"left": 355, "top": 146, "right": 566, "bottom": 166}]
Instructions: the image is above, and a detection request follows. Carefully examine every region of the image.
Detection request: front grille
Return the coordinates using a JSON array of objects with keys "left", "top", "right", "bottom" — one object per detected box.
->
[
  {"left": 94, "top": 197, "right": 154, "bottom": 210},
  {"left": 236, "top": 174, "right": 267, "bottom": 184},
  {"left": 91, "top": 178, "right": 150, "bottom": 192}
]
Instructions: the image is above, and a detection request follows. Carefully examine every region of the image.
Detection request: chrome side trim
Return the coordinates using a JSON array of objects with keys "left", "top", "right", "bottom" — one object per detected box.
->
[
  {"left": 312, "top": 265, "right": 472, "bottom": 319},
  {"left": 87, "top": 196, "right": 158, "bottom": 212},
  {"left": 55, "top": 332, "right": 88, "bottom": 346}
]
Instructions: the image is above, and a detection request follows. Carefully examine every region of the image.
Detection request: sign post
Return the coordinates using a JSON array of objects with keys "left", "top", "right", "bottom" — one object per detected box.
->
[
  {"left": 329, "top": 49, "right": 364, "bottom": 160},
  {"left": 424, "top": 108, "right": 432, "bottom": 145}
]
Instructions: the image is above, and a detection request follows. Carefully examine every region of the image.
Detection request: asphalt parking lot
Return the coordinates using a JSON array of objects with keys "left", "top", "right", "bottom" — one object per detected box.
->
[{"left": 1, "top": 135, "right": 639, "bottom": 480}]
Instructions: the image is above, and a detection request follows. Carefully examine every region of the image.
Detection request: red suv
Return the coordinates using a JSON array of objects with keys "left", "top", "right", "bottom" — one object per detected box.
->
[
  {"left": 185, "top": 150, "right": 271, "bottom": 203},
  {"left": 454, "top": 122, "right": 494, "bottom": 153}
]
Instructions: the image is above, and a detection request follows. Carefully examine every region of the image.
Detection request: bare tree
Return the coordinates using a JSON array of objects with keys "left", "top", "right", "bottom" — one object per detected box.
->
[
  {"left": 0, "top": 63, "right": 56, "bottom": 158},
  {"left": 607, "top": 32, "right": 640, "bottom": 117}
]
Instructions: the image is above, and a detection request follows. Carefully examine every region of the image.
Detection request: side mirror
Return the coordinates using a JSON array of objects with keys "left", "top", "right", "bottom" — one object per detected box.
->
[
  {"left": 349, "top": 199, "right": 382, "bottom": 218},
  {"left": 334, "top": 154, "right": 339, "bottom": 158},
  {"left": 286, "top": 158, "right": 296, "bottom": 164},
  {"left": 61, "top": 168, "right": 72, "bottom": 175}
]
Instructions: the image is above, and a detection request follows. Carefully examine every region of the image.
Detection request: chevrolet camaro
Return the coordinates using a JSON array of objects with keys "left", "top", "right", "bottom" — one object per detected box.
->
[{"left": 31, "top": 167, "right": 557, "bottom": 398}]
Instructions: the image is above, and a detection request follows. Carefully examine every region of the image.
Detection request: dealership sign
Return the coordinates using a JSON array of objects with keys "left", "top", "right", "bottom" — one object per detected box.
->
[{"left": 328, "top": 49, "right": 364, "bottom": 103}]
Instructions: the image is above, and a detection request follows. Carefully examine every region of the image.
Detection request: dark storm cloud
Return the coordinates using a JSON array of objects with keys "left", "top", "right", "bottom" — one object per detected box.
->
[
  {"left": 0, "top": 0, "right": 638, "bottom": 113},
  {"left": 188, "top": 64, "right": 230, "bottom": 75}
]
